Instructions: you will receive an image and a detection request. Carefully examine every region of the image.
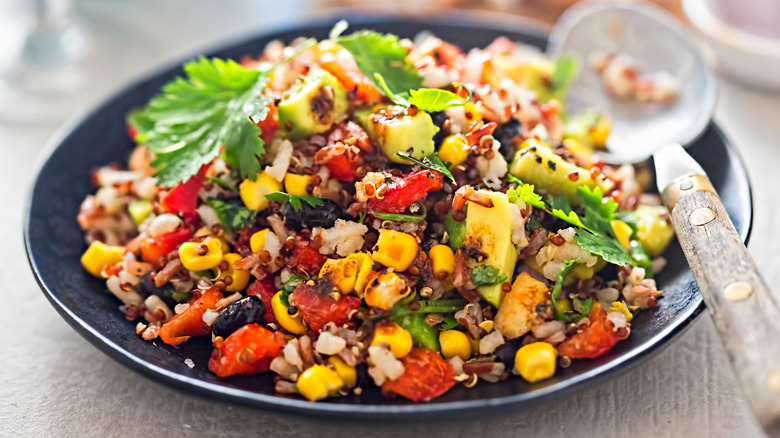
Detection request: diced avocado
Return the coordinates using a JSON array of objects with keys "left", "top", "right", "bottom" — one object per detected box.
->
[
  {"left": 634, "top": 205, "right": 674, "bottom": 257},
  {"left": 444, "top": 210, "right": 465, "bottom": 250},
  {"left": 463, "top": 191, "right": 517, "bottom": 307},
  {"left": 518, "top": 60, "right": 558, "bottom": 104},
  {"left": 127, "top": 199, "right": 152, "bottom": 225},
  {"left": 358, "top": 106, "right": 438, "bottom": 163},
  {"left": 509, "top": 142, "right": 612, "bottom": 205},
  {"left": 277, "top": 69, "right": 348, "bottom": 139}
]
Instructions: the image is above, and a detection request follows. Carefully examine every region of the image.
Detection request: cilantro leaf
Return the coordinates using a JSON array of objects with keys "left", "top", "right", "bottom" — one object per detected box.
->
[
  {"left": 572, "top": 296, "right": 594, "bottom": 319},
  {"left": 552, "top": 260, "right": 579, "bottom": 321},
  {"left": 407, "top": 85, "right": 469, "bottom": 112},
  {"left": 575, "top": 228, "right": 632, "bottom": 265},
  {"left": 206, "top": 176, "right": 238, "bottom": 192},
  {"left": 396, "top": 151, "right": 455, "bottom": 183},
  {"left": 552, "top": 55, "right": 579, "bottom": 91},
  {"left": 280, "top": 274, "right": 307, "bottom": 307},
  {"left": 338, "top": 30, "right": 422, "bottom": 95},
  {"left": 264, "top": 192, "right": 326, "bottom": 212},
  {"left": 576, "top": 186, "right": 618, "bottom": 235},
  {"left": 136, "top": 57, "right": 270, "bottom": 187},
  {"left": 440, "top": 316, "right": 460, "bottom": 330},
  {"left": 471, "top": 265, "right": 507, "bottom": 286},
  {"left": 507, "top": 184, "right": 545, "bottom": 209},
  {"left": 506, "top": 172, "right": 523, "bottom": 186},
  {"left": 206, "top": 198, "right": 257, "bottom": 234}
]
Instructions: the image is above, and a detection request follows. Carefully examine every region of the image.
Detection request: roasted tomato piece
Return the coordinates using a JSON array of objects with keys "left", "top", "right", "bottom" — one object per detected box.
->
[
  {"left": 320, "top": 58, "right": 383, "bottom": 105},
  {"left": 465, "top": 121, "right": 497, "bottom": 145},
  {"left": 246, "top": 276, "right": 278, "bottom": 324},
  {"left": 159, "top": 165, "right": 209, "bottom": 214},
  {"left": 256, "top": 101, "right": 279, "bottom": 143},
  {"left": 556, "top": 303, "right": 620, "bottom": 359},
  {"left": 292, "top": 236, "right": 326, "bottom": 275},
  {"left": 159, "top": 287, "right": 224, "bottom": 346},
  {"left": 291, "top": 280, "right": 361, "bottom": 331},
  {"left": 382, "top": 348, "right": 456, "bottom": 401},
  {"left": 324, "top": 153, "right": 361, "bottom": 181},
  {"left": 368, "top": 169, "right": 444, "bottom": 214},
  {"left": 208, "top": 324, "right": 285, "bottom": 377},
  {"left": 140, "top": 228, "right": 193, "bottom": 263}
]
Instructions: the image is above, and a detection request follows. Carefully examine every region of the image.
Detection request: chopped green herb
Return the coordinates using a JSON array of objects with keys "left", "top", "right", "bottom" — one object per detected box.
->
[
  {"left": 371, "top": 202, "right": 427, "bottom": 223},
  {"left": 552, "top": 55, "right": 579, "bottom": 91},
  {"left": 395, "top": 151, "right": 455, "bottom": 183},
  {"left": 280, "top": 274, "right": 307, "bottom": 307},
  {"left": 264, "top": 192, "right": 326, "bottom": 212},
  {"left": 572, "top": 296, "right": 594, "bottom": 319},
  {"left": 471, "top": 265, "right": 507, "bottom": 286},
  {"left": 206, "top": 198, "right": 257, "bottom": 234},
  {"left": 441, "top": 316, "right": 460, "bottom": 330},
  {"left": 507, "top": 183, "right": 545, "bottom": 209},
  {"left": 506, "top": 172, "right": 523, "bottom": 186},
  {"left": 374, "top": 72, "right": 470, "bottom": 112},
  {"left": 206, "top": 176, "right": 238, "bottom": 192},
  {"left": 552, "top": 260, "right": 579, "bottom": 321}
]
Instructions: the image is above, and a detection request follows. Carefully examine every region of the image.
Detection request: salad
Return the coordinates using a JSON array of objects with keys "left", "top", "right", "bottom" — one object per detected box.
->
[{"left": 77, "top": 22, "right": 675, "bottom": 402}]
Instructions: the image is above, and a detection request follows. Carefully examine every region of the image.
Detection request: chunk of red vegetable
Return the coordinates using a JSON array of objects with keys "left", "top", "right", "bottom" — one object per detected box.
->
[
  {"left": 208, "top": 324, "right": 285, "bottom": 377},
  {"left": 368, "top": 169, "right": 443, "bottom": 214}
]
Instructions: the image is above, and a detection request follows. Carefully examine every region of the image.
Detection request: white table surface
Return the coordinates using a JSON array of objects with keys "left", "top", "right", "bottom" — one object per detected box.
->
[{"left": 3, "top": 1, "right": 779, "bottom": 436}]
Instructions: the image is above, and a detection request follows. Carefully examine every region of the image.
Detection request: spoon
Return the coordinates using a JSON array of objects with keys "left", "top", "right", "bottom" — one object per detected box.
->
[{"left": 549, "top": 4, "right": 780, "bottom": 436}]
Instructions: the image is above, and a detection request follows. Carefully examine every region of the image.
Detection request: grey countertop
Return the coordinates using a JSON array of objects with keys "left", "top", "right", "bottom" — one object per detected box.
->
[{"left": 3, "top": 1, "right": 779, "bottom": 436}]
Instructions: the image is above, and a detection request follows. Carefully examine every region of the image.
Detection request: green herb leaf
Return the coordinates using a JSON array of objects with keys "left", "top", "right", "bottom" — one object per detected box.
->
[
  {"left": 506, "top": 172, "right": 523, "bottom": 186},
  {"left": 396, "top": 151, "right": 455, "bottom": 183},
  {"left": 338, "top": 30, "right": 423, "bottom": 95},
  {"left": 207, "top": 176, "right": 238, "bottom": 192},
  {"left": 507, "top": 184, "right": 545, "bottom": 209},
  {"left": 441, "top": 316, "right": 460, "bottom": 330},
  {"left": 206, "top": 198, "right": 257, "bottom": 234},
  {"left": 572, "top": 296, "right": 594, "bottom": 318},
  {"left": 577, "top": 186, "right": 618, "bottom": 235},
  {"left": 371, "top": 202, "right": 427, "bottom": 222},
  {"left": 264, "top": 192, "right": 326, "bottom": 212},
  {"left": 126, "top": 109, "right": 154, "bottom": 137},
  {"left": 552, "top": 260, "right": 579, "bottom": 321},
  {"left": 357, "top": 211, "right": 366, "bottom": 224},
  {"left": 574, "top": 228, "right": 632, "bottom": 265},
  {"left": 279, "top": 274, "right": 307, "bottom": 307},
  {"left": 407, "top": 85, "right": 469, "bottom": 111},
  {"left": 471, "top": 265, "right": 507, "bottom": 286},
  {"left": 552, "top": 55, "right": 579, "bottom": 91},
  {"left": 137, "top": 57, "right": 272, "bottom": 187}
]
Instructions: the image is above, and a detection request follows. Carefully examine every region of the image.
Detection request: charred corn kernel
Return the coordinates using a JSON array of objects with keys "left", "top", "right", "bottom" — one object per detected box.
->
[
  {"left": 439, "top": 330, "right": 471, "bottom": 361},
  {"left": 240, "top": 172, "right": 282, "bottom": 211},
  {"left": 610, "top": 301, "right": 633, "bottom": 322},
  {"left": 127, "top": 199, "right": 152, "bottom": 225},
  {"left": 328, "top": 357, "right": 356, "bottom": 387},
  {"left": 364, "top": 272, "right": 410, "bottom": 311},
  {"left": 438, "top": 134, "right": 470, "bottom": 169},
  {"left": 515, "top": 342, "right": 557, "bottom": 383},
  {"left": 587, "top": 115, "right": 610, "bottom": 147},
  {"left": 219, "top": 253, "right": 250, "bottom": 292},
  {"left": 284, "top": 173, "right": 312, "bottom": 197},
  {"left": 429, "top": 244, "right": 455, "bottom": 278},
  {"left": 271, "top": 291, "right": 308, "bottom": 335},
  {"left": 179, "top": 238, "right": 223, "bottom": 271},
  {"left": 611, "top": 219, "right": 633, "bottom": 251},
  {"left": 555, "top": 298, "right": 572, "bottom": 313},
  {"left": 346, "top": 252, "right": 374, "bottom": 293},
  {"left": 318, "top": 258, "right": 358, "bottom": 294},
  {"left": 371, "top": 229, "right": 418, "bottom": 272},
  {"left": 572, "top": 264, "right": 594, "bottom": 281},
  {"left": 297, "top": 365, "right": 344, "bottom": 401},
  {"left": 250, "top": 229, "right": 272, "bottom": 253},
  {"left": 371, "top": 323, "right": 413, "bottom": 358},
  {"left": 81, "top": 241, "right": 125, "bottom": 277}
]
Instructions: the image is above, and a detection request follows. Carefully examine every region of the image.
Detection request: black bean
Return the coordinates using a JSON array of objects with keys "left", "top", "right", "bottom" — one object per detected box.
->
[
  {"left": 494, "top": 337, "right": 524, "bottom": 369},
  {"left": 429, "top": 111, "right": 449, "bottom": 146},
  {"left": 213, "top": 296, "right": 266, "bottom": 338},
  {"left": 281, "top": 198, "right": 346, "bottom": 231},
  {"left": 493, "top": 118, "right": 522, "bottom": 159}
]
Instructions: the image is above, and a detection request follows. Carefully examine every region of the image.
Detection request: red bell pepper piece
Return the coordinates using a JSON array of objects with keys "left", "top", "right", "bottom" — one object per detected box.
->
[
  {"left": 368, "top": 169, "right": 443, "bottom": 214},
  {"left": 256, "top": 101, "right": 279, "bottom": 143},
  {"left": 140, "top": 228, "right": 193, "bottom": 263},
  {"left": 159, "top": 165, "right": 209, "bottom": 214},
  {"left": 159, "top": 287, "right": 224, "bottom": 346},
  {"left": 208, "top": 324, "right": 285, "bottom": 377}
]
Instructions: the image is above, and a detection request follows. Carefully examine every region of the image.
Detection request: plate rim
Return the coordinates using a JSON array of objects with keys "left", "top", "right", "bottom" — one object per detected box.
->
[{"left": 23, "top": 11, "right": 753, "bottom": 420}]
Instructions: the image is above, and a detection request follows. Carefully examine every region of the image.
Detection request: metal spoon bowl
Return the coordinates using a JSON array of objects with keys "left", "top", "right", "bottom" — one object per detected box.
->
[{"left": 547, "top": 3, "right": 718, "bottom": 163}]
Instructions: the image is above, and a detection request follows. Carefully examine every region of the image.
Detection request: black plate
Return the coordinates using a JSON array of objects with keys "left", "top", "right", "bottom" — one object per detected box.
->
[{"left": 25, "top": 14, "right": 752, "bottom": 421}]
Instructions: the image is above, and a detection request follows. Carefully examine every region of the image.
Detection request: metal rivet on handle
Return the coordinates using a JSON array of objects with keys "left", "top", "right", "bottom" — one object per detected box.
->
[
  {"left": 724, "top": 281, "right": 753, "bottom": 302},
  {"left": 689, "top": 207, "right": 716, "bottom": 226},
  {"left": 768, "top": 370, "right": 780, "bottom": 394},
  {"left": 680, "top": 180, "right": 694, "bottom": 191}
]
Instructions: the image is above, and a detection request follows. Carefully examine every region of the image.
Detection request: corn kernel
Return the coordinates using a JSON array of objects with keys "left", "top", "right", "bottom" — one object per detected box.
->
[
  {"left": 297, "top": 365, "right": 344, "bottom": 401},
  {"left": 555, "top": 298, "right": 572, "bottom": 313},
  {"left": 81, "top": 241, "right": 125, "bottom": 277},
  {"left": 346, "top": 252, "right": 374, "bottom": 293},
  {"left": 250, "top": 229, "right": 272, "bottom": 254},
  {"left": 364, "top": 272, "right": 410, "bottom": 311},
  {"left": 218, "top": 253, "right": 250, "bottom": 292},
  {"left": 438, "top": 134, "right": 470, "bottom": 169},
  {"left": 371, "top": 229, "right": 418, "bottom": 272},
  {"left": 271, "top": 291, "right": 307, "bottom": 334},
  {"left": 439, "top": 330, "right": 471, "bottom": 361},
  {"left": 319, "top": 258, "right": 358, "bottom": 294},
  {"left": 328, "top": 356, "right": 356, "bottom": 387},
  {"left": 284, "top": 173, "right": 312, "bottom": 197},
  {"left": 610, "top": 301, "right": 633, "bottom": 322},
  {"left": 515, "top": 342, "right": 557, "bottom": 383},
  {"left": 371, "top": 322, "right": 413, "bottom": 359},
  {"left": 240, "top": 172, "right": 282, "bottom": 211},
  {"left": 178, "top": 238, "right": 222, "bottom": 271},
  {"left": 429, "top": 244, "right": 455, "bottom": 278},
  {"left": 587, "top": 115, "right": 611, "bottom": 148},
  {"left": 572, "top": 264, "right": 594, "bottom": 281},
  {"left": 611, "top": 219, "right": 633, "bottom": 251}
]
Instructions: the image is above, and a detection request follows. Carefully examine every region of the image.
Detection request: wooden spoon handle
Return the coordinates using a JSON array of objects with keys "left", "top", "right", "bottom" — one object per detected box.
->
[{"left": 665, "top": 174, "right": 780, "bottom": 436}]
